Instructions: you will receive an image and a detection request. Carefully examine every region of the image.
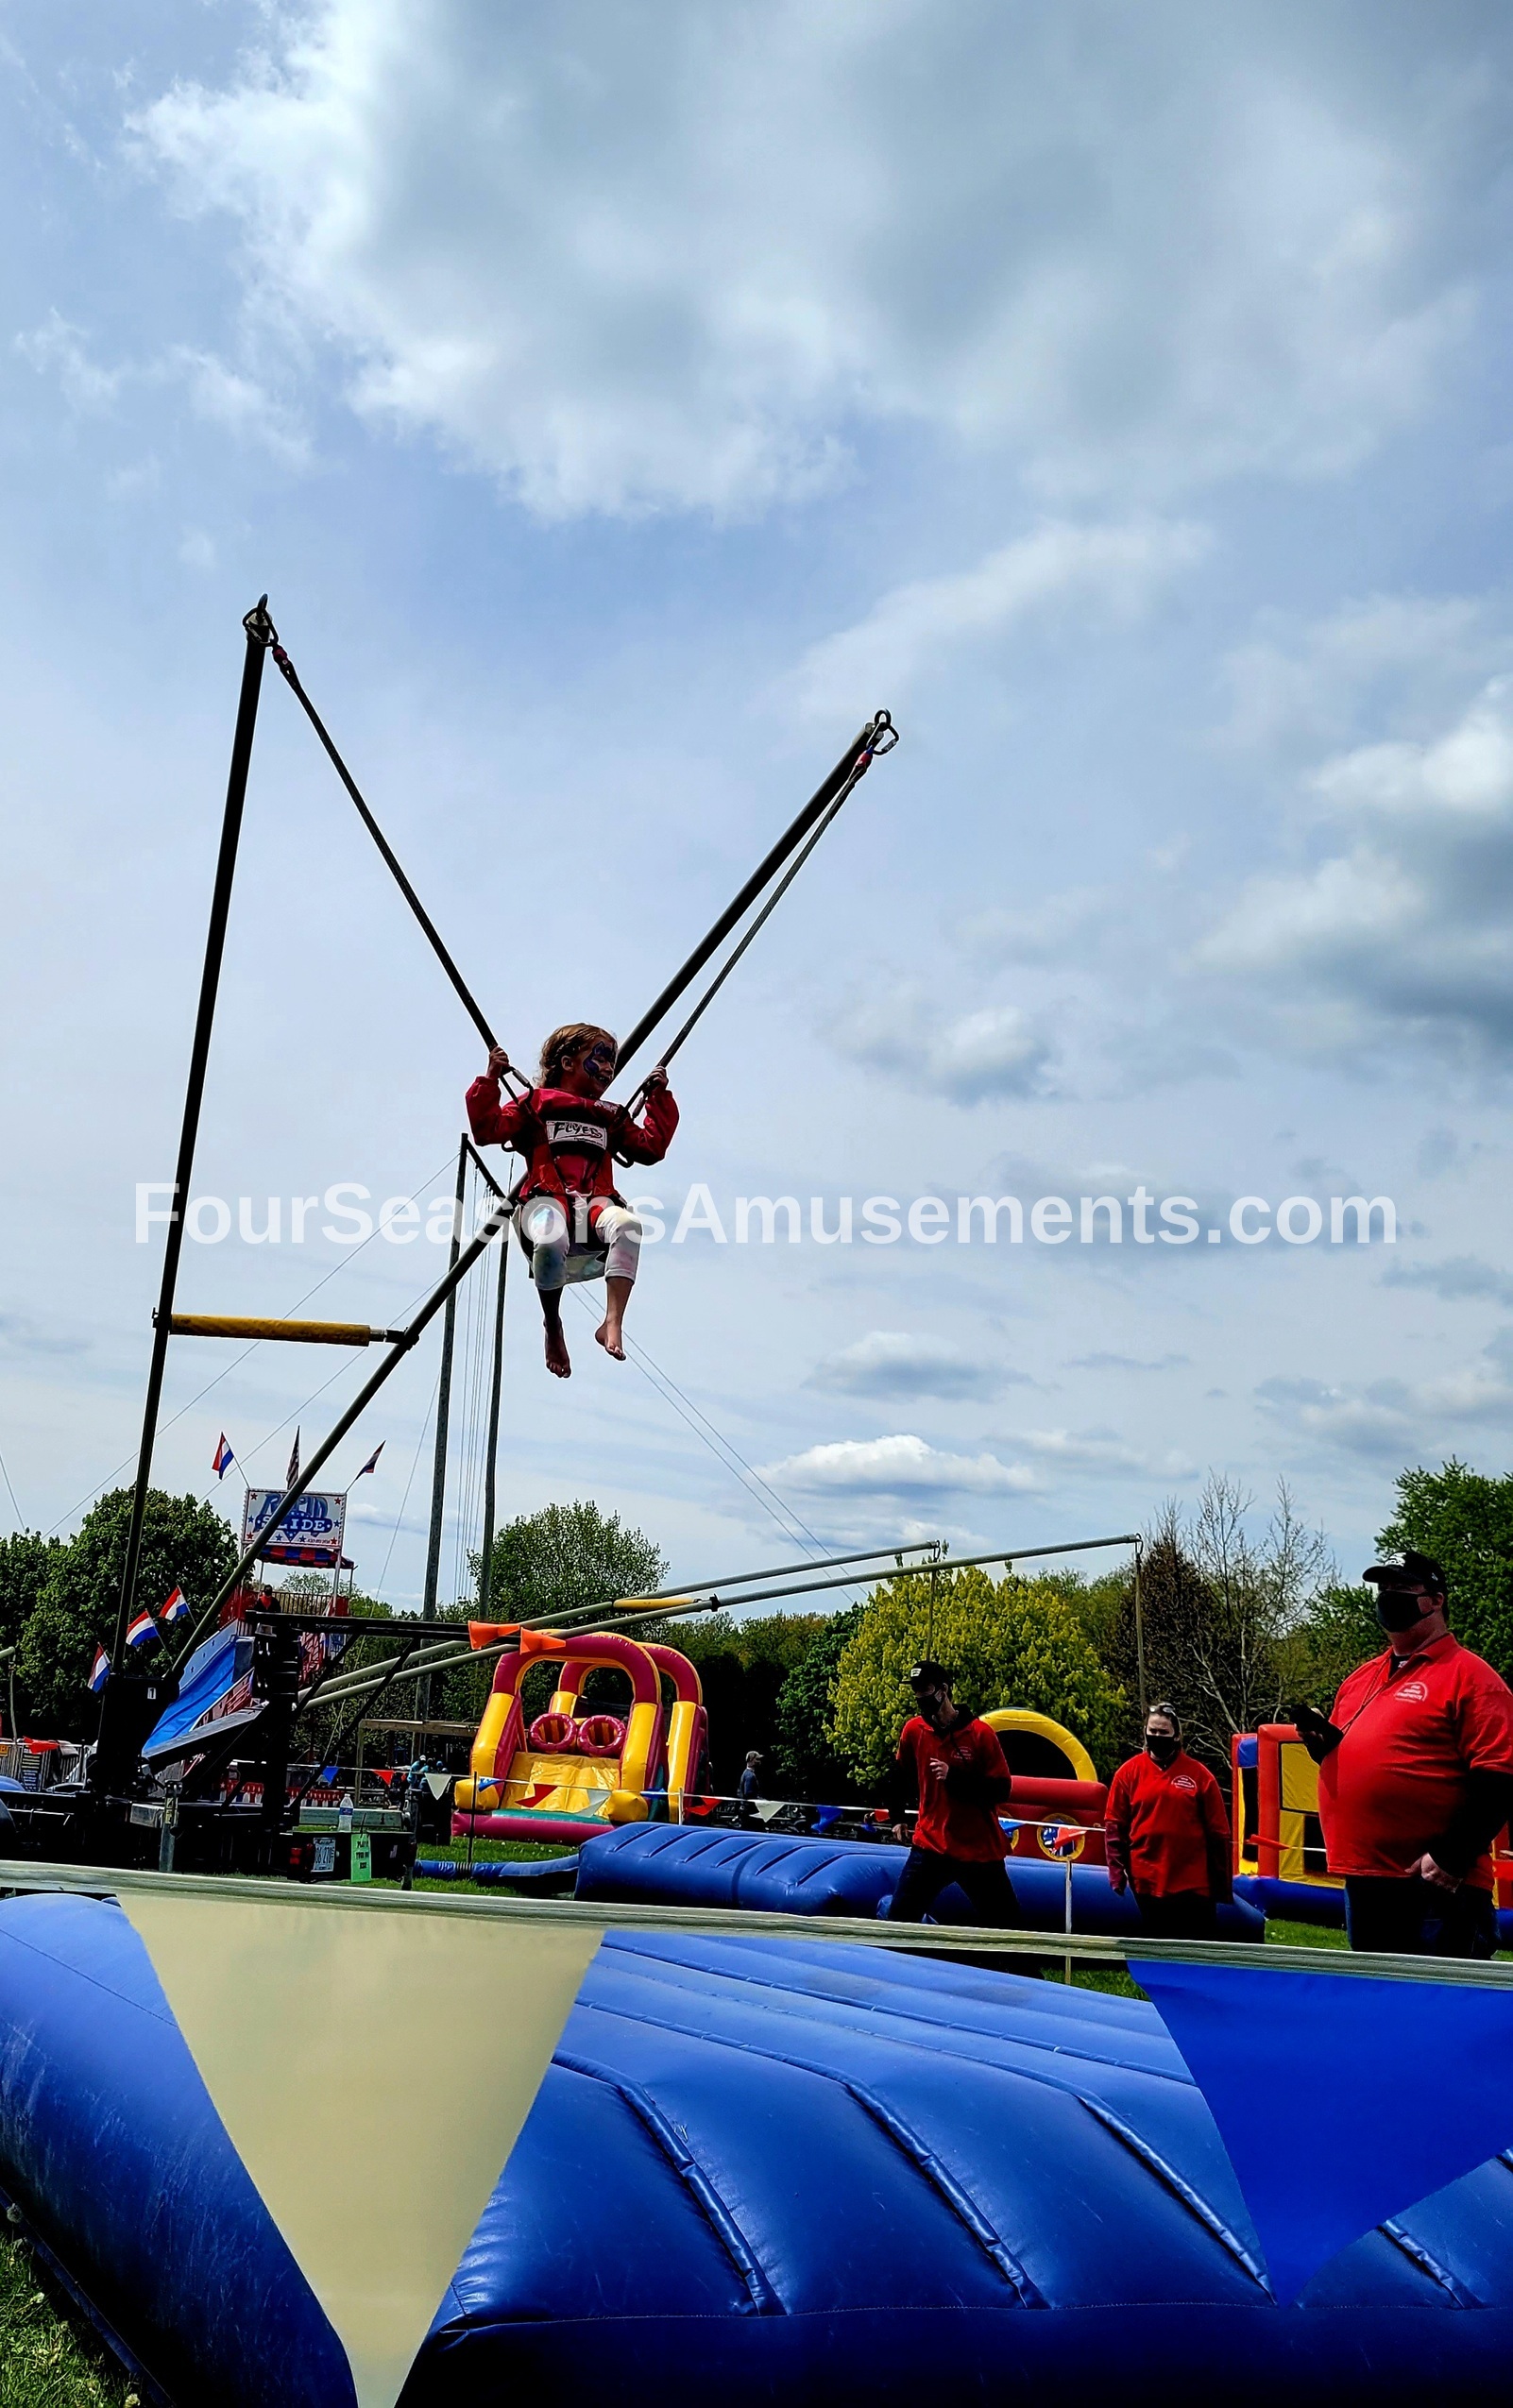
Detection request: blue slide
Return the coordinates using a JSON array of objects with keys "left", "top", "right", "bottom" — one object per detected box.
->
[{"left": 3, "top": 1891, "right": 1513, "bottom": 2400}]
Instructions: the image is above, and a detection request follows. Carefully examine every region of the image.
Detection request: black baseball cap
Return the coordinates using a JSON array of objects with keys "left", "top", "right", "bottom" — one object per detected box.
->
[
  {"left": 908, "top": 1659, "right": 952, "bottom": 1688},
  {"left": 1362, "top": 1551, "right": 1447, "bottom": 1595}
]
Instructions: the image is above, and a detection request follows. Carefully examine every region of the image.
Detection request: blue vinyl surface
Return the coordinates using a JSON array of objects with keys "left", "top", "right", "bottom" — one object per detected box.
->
[
  {"left": 5, "top": 1893, "right": 1513, "bottom": 2403},
  {"left": 0, "top": 1892, "right": 353, "bottom": 2408},
  {"left": 141, "top": 1623, "right": 253, "bottom": 1767},
  {"left": 572, "top": 1821, "right": 1266, "bottom": 1940},
  {"left": 1133, "top": 1956, "right": 1513, "bottom": 2303}
]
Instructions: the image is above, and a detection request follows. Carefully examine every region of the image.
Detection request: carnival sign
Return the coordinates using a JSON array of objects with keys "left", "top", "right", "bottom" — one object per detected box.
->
[{"left": 242, "top": 1486, "right": 347, "bottom": 1567}]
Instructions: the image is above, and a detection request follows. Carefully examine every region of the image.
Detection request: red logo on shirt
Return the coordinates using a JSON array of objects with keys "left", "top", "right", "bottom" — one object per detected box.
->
[
  {"left": 1171, "top": 1773, "right": 1198, "bottom": 1791},
  {"left": 1394, "top": 1680, "right": 1429, "bottom": 1702}
]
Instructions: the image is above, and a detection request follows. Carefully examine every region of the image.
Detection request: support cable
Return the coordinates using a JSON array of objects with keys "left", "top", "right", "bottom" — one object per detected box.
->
[
  {"left": 110, "top": 600, "right": 274, "bottom": 1676},
  {"left": 171, "top": 1196, "right": 511, "bottom": 1671},
  {"left": 620, "top": 735, "right": 883, "bottom": 1115},
  {"left": 614, "top": 710, "right": 896, "bottom": 1078},
  {"left": 50, "top": 1147, "right": 454, "bottom": 1539},
  {"left": 264, "top": 620, "right": 530, "bottom": 1092}
]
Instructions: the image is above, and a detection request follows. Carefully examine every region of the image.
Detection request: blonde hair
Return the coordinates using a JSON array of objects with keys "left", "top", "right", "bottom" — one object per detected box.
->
[{"left": 538, "top": 1023, "right": 618, "bottom": 1083}]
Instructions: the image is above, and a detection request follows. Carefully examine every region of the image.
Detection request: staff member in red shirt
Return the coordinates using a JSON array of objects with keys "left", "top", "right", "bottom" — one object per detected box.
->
[
  {"left": 1293, "top": 1552, "right": 1513, "bottom": 1959},
  {"left": 1104, "top": 1704, "right": 1232, "bottom": 1939},
  {"left": 884, "top": 1661, "right": 1021, "bottom": 1926}
]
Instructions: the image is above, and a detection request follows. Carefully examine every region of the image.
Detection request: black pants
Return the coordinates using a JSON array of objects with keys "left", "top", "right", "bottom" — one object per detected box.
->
[
  {"left": 886, "top": 1846, "right": 1022, "bottom": 1927},
  {"left": 1344, "top": 1874, "right": 1496, "bottom": 1959},
  {"left": 1132, "top": 1889, "right": 1218, "bottom": 1940}
]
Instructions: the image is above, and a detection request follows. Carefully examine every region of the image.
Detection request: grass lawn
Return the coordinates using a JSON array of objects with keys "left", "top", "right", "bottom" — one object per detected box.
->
[
  {"left": 0, "top": 2239, "right": 133, "bottom": 2408},
  {"left": 400, "top": 1836, "right": 572, "bottom": 1893}
]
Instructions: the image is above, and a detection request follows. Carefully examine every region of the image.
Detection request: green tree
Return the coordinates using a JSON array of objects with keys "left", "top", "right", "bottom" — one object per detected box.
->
[
  {"left": 1284, "top": 1584, "right": 1380, "bottom": 1709},
  {"left": 484, "top": 1501, "right": 666, "bottom": 1626},
  {"left": 772, "top": 1603, "right": 865, "bottom": 1801},
  {"left": 831, "top": 1568, "right": 1125, "bottom": 1789},
  {"left": 1378, "top": 1460, "right": 1513, "bottom": 1673},
  {"left": 20, "top": 1488, "right": 238, "bottom": 1735},
  {"left": 0, "top": 1531, "right": 62, "bottom": 1658},
  {"left": 1095, "top": 1481, "right": 1334, "bottom": 1769},
  {"left": 636, "top": 1609, "right": 824, "bottom": 1792}
]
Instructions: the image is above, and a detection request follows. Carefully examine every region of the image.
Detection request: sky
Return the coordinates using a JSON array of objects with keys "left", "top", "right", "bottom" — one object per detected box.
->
[{"left": 4, "top": 0, "right": 1513, "bottom": 1610}]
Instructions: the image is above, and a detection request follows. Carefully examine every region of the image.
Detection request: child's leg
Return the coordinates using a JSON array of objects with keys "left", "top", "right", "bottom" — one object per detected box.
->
[
  {"left": 518, "top": 1199, "right": 572, "bottom": 1377},
  {"left": 593, "top": 1205, "right": 642, "bottom": 1360}
]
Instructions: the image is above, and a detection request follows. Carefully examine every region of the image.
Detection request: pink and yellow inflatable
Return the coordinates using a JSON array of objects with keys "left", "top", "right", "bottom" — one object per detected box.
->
[{"left": 452, "top": 1625, "right": 706, "bottom": 1847}]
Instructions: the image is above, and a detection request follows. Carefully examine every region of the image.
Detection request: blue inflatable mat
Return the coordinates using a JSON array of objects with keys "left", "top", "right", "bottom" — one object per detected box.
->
[
  {"left": 573, "top": 1821, "right": 1265, "bottom": 1940},
  {"left": 3, "top": 1893, "right": 1513, "bottom": 2404}
]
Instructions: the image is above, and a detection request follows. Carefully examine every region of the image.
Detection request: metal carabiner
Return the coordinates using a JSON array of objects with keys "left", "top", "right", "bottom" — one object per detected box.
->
[{"left": 867, "top": 707, "right": 899, "bottom": 755}]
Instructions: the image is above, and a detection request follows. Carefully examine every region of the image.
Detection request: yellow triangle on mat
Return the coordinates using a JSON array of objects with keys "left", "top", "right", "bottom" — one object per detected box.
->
[{"left": 120, "top": 1890, "right": 602, "bottom": 2408}]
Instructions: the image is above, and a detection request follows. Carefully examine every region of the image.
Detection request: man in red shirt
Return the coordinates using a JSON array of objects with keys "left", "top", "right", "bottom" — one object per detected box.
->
[
  {"left": 1105, "top": 1704, "right": 1232, "bottom": 1939},
  {"left": 1293, "top": 1552, "right": 1513, "bottom": 1959},
  {"left": 884, "top": 1662, "right": 1021, "bottom": 1926}
]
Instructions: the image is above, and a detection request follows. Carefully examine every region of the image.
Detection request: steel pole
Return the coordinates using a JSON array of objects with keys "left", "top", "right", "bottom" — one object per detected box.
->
[
  {"left": 172, "top": 1197, "right": 510, "bottom": 1670},
  {"left": 421, "top": 1137, "right": 468, "bottom": 1622},
  {"left": 477, "top": 1228, "right": 508, "bottom": 1618},
  {"left": 614, "top": 715, "right": 891, "bottom": 1075},
  {"left": 110, "top": 601, "right": 274, "bottom": 1673}
]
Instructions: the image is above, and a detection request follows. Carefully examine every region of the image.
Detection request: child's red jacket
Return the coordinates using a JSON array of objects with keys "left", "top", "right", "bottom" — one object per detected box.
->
[{"left": 465, "top": 1075, "right": 678, "bottom": 1208}]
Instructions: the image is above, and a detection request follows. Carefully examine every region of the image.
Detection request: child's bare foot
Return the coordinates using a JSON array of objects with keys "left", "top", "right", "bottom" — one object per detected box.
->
[
  {"left": 595, "top": 1318, "right": 626, "bottom": 1361},
  {"left": 544, "top": 1324, "right": 571, "bottom": 1378}
]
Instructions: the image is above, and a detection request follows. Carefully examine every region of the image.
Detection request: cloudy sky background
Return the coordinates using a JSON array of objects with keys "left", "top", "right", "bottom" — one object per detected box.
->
[{"left": 5, "top": 0, "right": 1513, "bottom": 1606}]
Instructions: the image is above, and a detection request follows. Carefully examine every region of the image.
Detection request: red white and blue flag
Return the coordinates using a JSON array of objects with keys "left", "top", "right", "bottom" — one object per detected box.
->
[
  {"left": 356, "top": 1443, "right": 384, "bottom": 1479},
  {"left": 160, "top": 1585, "right": 189, "bottom": 1624},
  {"left": 286, "top": 1429, "right": 300, "bottom": 1489},
  {"left": 212, "top": 1433, "right": 234, "bottom": 1479},
  {"left": 126, "top": 1608, "right": 161, "bottom": 1651},
  {"left": 87, "top": 1647, "right": 110, "bottom": 1694}
]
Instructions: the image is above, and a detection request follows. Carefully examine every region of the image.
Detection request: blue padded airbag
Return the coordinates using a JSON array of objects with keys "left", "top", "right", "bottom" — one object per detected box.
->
[
  {"left": 573, "top": 1823, "right": 1263, "bottom": 1940},
  {"left": 5, "top": 1894, "right": 1513, "bottom": 2404},
  {"left": 0, "top": 1892, "right": 354, "bottom": 2408}
]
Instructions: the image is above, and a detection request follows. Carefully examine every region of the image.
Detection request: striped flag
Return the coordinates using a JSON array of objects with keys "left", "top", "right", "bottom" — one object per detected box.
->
[
  {"left": 212, "top": 1433, "right": 234, "bottom": 1480},
  {"left": 286, "top": 1429, "right": 300, "bottom": 1489},
  {"left": 87, "top": 1647, "right": 110, "bottom": 1694},
  {"left": 356, "top": 1443, "right": 384, "bottom": 1479},
  {"left": 160, "top": 1584, "right": 190, "bottom": 1625},
  {"left": 126, "top": 1609, "right": 161, "bottom": 1651}
]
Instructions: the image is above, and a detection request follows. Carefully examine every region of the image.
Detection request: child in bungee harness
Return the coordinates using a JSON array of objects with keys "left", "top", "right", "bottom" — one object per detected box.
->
[{"left": 467, "top": 1024, "right": 677, "bottom": 1380}]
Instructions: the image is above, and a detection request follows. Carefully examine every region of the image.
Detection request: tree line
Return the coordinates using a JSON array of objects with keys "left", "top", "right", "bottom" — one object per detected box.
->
[{"left": 3, "top": 1460, "right": 1510, "bottom": 1789}]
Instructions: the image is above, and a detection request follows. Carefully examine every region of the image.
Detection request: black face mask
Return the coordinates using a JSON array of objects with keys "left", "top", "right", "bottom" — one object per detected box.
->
[
  {"left": 1146, "top": 1733, "right": 1180, "bottom": 1765},
  {"left": 1375, "top": 1588, "right": 1434, "bottom": 1634}
]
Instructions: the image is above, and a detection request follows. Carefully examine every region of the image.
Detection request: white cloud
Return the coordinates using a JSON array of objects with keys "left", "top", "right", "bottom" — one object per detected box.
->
[
  {"left": 131, "top": 2, "right": 1493, "bottom": 517},
  {"left": 808, "top": 1331, "right": 1009, "bottom": 1401},
  {"left": 1198, "top": 678, "right": 1513, "bottom": 1065},
  {"left": 171, "top": 347, "right": 311, "bottom": 467},
  {"left": 15, "top": 312, "right": 123, "bottom": 413},
  {"left": 790, "top": 517, "right": 1207, "bottom": 715},
  {"left": 759, "top": 1433, "right": 1042, "bottom": 1498},
  {"left": 1017, "top": 1426, "right": 1198, "bottom": 1478},
  {"left": 1220, "top": 594, "right": 1495, "bottom": 754},
  {"left": 827, "top": 984, "right": 1054, "bottom": 1103},
  {"left": 1383, "top": 1255, "right": 1513, "bottom": 1307},
  {"left": 14, "top": 314, "right": 308, "bottom": 464},
  {"left": 1259, "top": 1330, "right": 1513, "bottom": 1460},
  {"left": 962, "top": 887, "right": 1113, "bottom": 969}
]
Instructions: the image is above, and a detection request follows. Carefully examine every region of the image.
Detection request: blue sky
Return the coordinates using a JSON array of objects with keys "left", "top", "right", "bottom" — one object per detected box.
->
[{"left": 5, "top": 1, "right": 1513, "bottom": 1606}]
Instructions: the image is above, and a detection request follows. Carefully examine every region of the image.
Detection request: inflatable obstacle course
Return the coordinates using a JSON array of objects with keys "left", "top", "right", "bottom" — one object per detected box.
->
[{"left": 453, "top": 1627, "right": 706, "bottom": 1847}]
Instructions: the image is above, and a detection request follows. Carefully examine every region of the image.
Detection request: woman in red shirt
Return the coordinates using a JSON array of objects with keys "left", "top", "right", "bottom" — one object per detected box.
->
[
  {"left": 1105, "top": 1704, "right": 1232, "bottom": 1939},
  {"left": 467, "top": 1025, "right": 677, "bottom": 1380}
]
